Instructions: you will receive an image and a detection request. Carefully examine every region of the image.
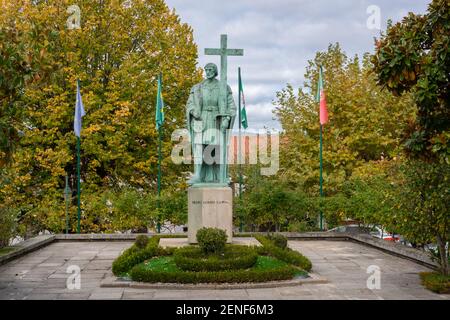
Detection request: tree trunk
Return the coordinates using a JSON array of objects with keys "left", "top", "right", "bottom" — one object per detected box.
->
[{"left": 436, "top": 234, "right": 448, "bottom": 276}]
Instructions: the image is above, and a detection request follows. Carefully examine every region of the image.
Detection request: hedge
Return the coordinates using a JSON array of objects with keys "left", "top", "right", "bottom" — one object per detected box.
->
[
  {"left": 255, "top": 235, "right": 312, "bottom": 271},
  {"left": 111, "top": 234, "right": 312, "bottom": 283},
  {"left": 112, "top": 236, "right": 165, "bottom": 276},
  {"left": 173, "top": 245, "right": 258, "bottom": 272},
  {"left": 130, "top": 263, "right": 299, "bottom": 283}
]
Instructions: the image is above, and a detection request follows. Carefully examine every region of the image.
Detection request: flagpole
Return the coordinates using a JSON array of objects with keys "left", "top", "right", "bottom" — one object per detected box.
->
[
  {"left": 156, "top": 72, "right": 162, "bottom": 234},
  {"left": 238, "top": 67, "right": 243, "bottom": 232},
  {"left": 76, "top": 135, "right": 81, "bottom": 234},
  {"left": 157, "top": 125, "right": 162, "bottom": 233},
  {"left": 74, "top": 78, "right": 85, "bottom": 234},
  {"left": 319, "top": 124, "right": 323, "bottom": 231},
  {"left": 64, "top": 175, "right": 70, "bottom": 234}
]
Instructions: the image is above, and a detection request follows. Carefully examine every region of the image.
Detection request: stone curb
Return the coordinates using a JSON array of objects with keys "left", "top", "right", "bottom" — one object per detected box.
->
[
  {"left": 347, "top": 233, "right": 438, "bottom": 269},
  {"left": 54, "top": 233, "right": 162, "bottom": 241},
  {"left": 0, "top": 235, "right": 55, "bottom": 266},
  {"left": 100, "top": 272, "right": 328, "bottom": 290}
]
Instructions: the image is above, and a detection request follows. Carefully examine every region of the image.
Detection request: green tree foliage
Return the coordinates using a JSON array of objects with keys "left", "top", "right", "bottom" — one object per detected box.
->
[
  {"left": 372, "top": 0, "right": 450, "bottom": 162},
  {"left": 390, "top": 161, "right": 449, "bottom": 275},
  {"left": 370, "top": 0, "right": 449, "bottom": 275},
  {"left": 236, "top": 176, "right": 314, "bottom": 232},
  {"left": 274, "top": 43, "right": 415, "bottom": 199},
  {"left": 0, "top": 206, "right": 17, "bottom": 248},
  {"left": 155, "top": 190, "right": 187, "bottom": 231},
  {"left": 0, "top": 0, "right": 200, "bottom": 234},
  {"left": 322, "top": 159, "right": 449, "bottom": 275}
]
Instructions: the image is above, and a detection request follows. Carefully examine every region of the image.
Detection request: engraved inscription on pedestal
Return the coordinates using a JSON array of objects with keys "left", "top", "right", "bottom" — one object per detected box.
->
[{"left": 188, "top": 187, "right": 233, "bottom": 243}]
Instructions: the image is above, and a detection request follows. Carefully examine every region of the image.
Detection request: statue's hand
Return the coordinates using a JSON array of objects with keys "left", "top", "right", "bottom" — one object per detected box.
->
[
  {"left": 221, "top": 117, "right": 230, "bottom": 131},
  {"left": 190, "top": 109, "right": 201, "bottom": 120}
]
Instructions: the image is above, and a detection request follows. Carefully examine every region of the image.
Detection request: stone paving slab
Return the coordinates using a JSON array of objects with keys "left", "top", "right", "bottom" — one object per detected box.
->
[
  {"left": 0, "top": 240, "right": 448, "bottom": 300},
  {"left": 0, "top": 235, "right": 55, "bottom": 266}
]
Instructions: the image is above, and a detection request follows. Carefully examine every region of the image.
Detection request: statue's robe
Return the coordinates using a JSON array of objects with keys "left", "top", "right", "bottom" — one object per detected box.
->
[{"left": 186, "top": 78, "right": 236, "bottom": 183}]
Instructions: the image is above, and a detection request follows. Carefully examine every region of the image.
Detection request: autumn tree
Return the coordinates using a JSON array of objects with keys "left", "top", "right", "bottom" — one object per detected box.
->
[
  {"left": 372, "top": 0, "right": 449, "bottom": 275},
  {"left": 274, "top": 43, "right": 415, "bottom": 198},
  {"left": 0, "top": 0, "right": 201, "bottom": 234}
]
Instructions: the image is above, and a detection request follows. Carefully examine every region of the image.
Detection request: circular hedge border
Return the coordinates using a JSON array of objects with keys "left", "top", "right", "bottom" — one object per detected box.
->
[
  {"left": 111, "top": 235, "right": 312, "bottom": 284},
  {"left": 130, "top": 262, "right": 299, "bottom": 284},
  {"left": 173, "top": 245, "right": 258, "bottom": 272}
]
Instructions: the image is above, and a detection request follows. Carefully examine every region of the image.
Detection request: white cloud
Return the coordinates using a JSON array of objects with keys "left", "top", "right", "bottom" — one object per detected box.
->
[{"left": 165, "top": 0, "right": 429, "bottom": 131}]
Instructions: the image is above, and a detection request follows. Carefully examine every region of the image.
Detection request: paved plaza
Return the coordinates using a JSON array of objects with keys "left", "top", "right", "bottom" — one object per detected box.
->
[{"left": 0, "top": 240, "right": 448, "bottom": 300}]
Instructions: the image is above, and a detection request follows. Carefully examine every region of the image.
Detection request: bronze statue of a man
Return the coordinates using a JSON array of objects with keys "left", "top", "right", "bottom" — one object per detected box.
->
[{"left": 186, "top": 63, "right": 236, "bottom": 185}]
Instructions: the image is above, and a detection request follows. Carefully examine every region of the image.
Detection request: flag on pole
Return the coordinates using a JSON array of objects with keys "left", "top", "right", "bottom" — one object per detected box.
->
[
  {"left": 155, "top": 74, "right": 164, "bottom": 130},
  {"left": 238, "top": 71, "right": 248, "bottom": 129},
  {"left": 315, "top": 66, "right": 328, "bottom": 125},
  {"left": 74, "top": 80, "right": 85, "bottom": 137}
]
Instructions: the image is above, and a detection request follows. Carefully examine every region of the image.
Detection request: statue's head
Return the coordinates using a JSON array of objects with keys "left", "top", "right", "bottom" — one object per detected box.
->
[{"left": 204, "top": 63, "right": 218, "bottom": 79}]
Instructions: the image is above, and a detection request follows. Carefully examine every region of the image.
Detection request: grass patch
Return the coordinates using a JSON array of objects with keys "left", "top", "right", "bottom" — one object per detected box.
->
[
  {"left": 173, "top": 245, "right": 258, "bottom": 272},
  {"left": 143, "top": 256, "right": 180, "bottom": 273},
  {"left": 253, "top": 255, "right": 288, "bottom": 270},
  {"left": 420, "top": 272, "right": 450, "bottom": 294},
  {"left": 0, "top": 247, "right": 17, "bottom": 256},
  {"left": 138, "top": 255, "right": 291, "bottom": 273}
]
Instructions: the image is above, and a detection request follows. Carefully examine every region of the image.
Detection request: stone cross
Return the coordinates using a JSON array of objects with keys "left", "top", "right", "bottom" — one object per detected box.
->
[{"left": 205, "top": 34, "right": 243, "bottom": 111}]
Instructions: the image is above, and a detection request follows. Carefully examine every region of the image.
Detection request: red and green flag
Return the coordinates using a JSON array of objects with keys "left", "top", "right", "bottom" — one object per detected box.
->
[{"left": 315, "top": 66, "right": 328, "bottom": 125}]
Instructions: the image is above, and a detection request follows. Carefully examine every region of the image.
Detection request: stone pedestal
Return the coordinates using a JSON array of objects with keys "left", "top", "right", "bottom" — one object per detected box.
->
[{"left": 188, "top": 186, "right": 233, "bottom": 243}]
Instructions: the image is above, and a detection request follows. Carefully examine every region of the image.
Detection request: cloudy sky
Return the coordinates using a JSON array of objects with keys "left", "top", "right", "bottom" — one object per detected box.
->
[{"left": 164, "top": 0, "right": 430, "bottom": 131}]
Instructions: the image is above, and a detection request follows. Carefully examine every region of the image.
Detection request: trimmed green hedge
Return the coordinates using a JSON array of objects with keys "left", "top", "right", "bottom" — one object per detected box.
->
[
  {"left": 173, "top": 245, "right": 258, "bottom": 272},
  {"left": 267, "top": 233, "right": 288, "bottom": 249},
  {"left": 130, "top": 263, "right": 298, "bottom": 283},
  {"left": 112, "top": 236, "right": 165, "bottom": 276},
  {"left": 255, "top": 235, "right": 312, "bottom": 271},
  {"left": 111, "top": 234, "right": 312, "bottom": 283},
  {"left": 135, "top": 235, "right": 149, "bottom": 249}
]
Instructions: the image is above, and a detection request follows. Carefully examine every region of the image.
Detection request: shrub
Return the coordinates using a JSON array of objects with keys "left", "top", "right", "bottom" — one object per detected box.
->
[
  {"left": 267, "top": 233, "right": 288, "bottom": 249},
  {"left": 256, "top": 235, "right": 312, "bottom": 271},
  {"left": 135, "top": 235, "right": 149, "bottom": 249},
  {"left": 156, "top": 191, "right": 188, "bottom": 227},
  {"left": 420, "top": 272, "right": 450, "bottom": 294},
  {"left": 109, "top": 189, "right": 155, "bottom": 232},
  {"left": 130, "top": 262, "right": 299, "bottom": 284},
  {"left": 112, "top": 236, "right": 163, "bottom": 276},
  {"left": 173, "top": 245, "right": 258, "bottom": 272},
  {"left": 0, "top": 206, "right": 17, "bottom": 248},
  {"left": 196, "top": 227, "right": 227, "bottom": 254}
]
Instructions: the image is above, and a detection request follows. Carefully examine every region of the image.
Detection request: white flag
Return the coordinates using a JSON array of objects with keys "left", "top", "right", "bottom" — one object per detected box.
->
[{"left": 74, "top": 80, "right": 85, "bottom": 138}]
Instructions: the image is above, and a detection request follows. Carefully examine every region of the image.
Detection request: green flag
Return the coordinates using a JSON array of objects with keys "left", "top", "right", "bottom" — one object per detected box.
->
[
  {"left": 238, "top": 70, "right": 248, "bottom": 129},
  {"left": 155, "top": 73, "right": 164, "bottom": 130}
]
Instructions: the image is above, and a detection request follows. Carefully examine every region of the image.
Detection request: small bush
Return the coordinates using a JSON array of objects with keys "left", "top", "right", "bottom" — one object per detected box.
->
[
  {"left": 173, "top": 245, "right": 258, "bottom": 272},
  {"left": 196, "top": 227, "right": 227, "bottom": 254},
  {"left": 135, "top": 235, "right": 149, "bottom": 249},
  {"left": 420, "top": 272, "right": 450, "bottom": 294},
  {"left": 267, "top": 233, "right": 288, "bottom": 249}
]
